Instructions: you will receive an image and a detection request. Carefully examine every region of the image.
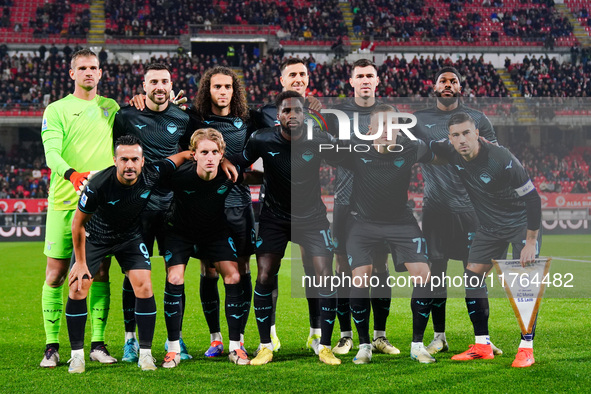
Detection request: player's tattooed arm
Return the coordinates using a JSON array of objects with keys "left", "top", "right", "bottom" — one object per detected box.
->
[{"left": 69, "top": 209, "right": 93, "bottom": 291}]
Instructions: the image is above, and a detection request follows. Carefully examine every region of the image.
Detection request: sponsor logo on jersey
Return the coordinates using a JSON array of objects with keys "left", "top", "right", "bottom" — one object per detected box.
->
[
  {"left": 360, "top": 158, "right": 372, "bottom": 164},
  {"left": 268, "top": 151, "right": 280, "bottom": 157},
  {"left": 140, "top": 191, "right": 150, "bottom": 199},
  {"left": 107, "top": 199, "right": 120, "bottom": 205},
  {"left": 455, "top": 164, "right": 465, "bottom": 170},
  {"left": 480, "top": 172, "right": 492, "bottom": 184},
  {"left": 425, "top": 124, "right": 436, "bottom": 128},
  {"left": 302, "top": 150, "right": 314, "bottom": 162},
  {"left": 73, "top": 111, "right": 82, "bottom": 117},
  {"left": 505, "top": 160, "right": 513, "bottom": 169},
  {"left": 135, "top": 124, "right": 147, "bottom": 130},
  {"left": 167, "top": 123, "right": 177, "bottom": 134},
  {"left": 394, "top": 157, "right": 405, "bottom": 168}
]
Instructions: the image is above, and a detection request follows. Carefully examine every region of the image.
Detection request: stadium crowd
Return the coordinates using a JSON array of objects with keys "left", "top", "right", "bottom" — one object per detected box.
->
[
  {"left": 510, "top": 54, "right": 591, "bottom": 97},
  {"left": 104, "top": 0, "right": 345, "bottom": 40}
]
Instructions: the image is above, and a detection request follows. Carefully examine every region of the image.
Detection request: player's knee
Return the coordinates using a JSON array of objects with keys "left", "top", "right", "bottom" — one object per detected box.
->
[
  {"left": 68, "top": 281, "right": 91, "bottom": 299},
  {"left": 167, "top": 273, "right": 184, "bottom": 286},
  {"left": 45, "top": 270, "right": 67, "bottom": 287},
  {"left": 257, "top": 271, "right": 274, "bottom": 286},
  {"left": 223, "top": 271, "right": 241, "bottom": 285},
  {"left": 132, "top": 280, "right": 153, "bottom": 298}
]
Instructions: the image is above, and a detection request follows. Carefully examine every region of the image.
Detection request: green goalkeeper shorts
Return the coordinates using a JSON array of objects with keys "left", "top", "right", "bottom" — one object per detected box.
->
[{"left": 44, "top": 205, "right": 75, "bottom": 259}]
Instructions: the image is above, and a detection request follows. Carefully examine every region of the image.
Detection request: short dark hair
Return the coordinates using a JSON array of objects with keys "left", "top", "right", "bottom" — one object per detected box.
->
[
  {"left": 280, "top": 58, "right": 306, "bottom": 73},
  {"left": 144, "top": 63, "right": 171, "bottom": 75},
  {"left": 435, "top": 67, "right": 462, "bottom": 84},
  {"left": 115, "top": 134, "right": 142, "bottom": 153},
  {"left": 70, "top": 49, "right": 97, "bottom": 69},
  {"left": 447, "top": 112, "right": 475, "bottom": 129},
  {"left": 352, "top": 59, "right": 377, "bottom": 76},
  {"left": 275, "top": 90, "right": 304, "bottom": 109}
]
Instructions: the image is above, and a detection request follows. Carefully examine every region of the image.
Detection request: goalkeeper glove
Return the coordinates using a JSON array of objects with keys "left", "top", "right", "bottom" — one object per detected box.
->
[
  {"left": 64, "top": 169, "right": 98, "bottom": 196},
  {"left": 170, "top": 89, "right": 188, "bottom": 110}
]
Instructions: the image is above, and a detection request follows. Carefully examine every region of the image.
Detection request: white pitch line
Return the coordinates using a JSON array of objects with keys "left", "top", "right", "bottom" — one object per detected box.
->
[{"left": 551, "top": 257, "right": 591, "bottom": 263}]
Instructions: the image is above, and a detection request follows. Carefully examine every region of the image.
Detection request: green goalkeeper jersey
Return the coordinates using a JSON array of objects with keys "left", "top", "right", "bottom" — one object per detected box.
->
[{"left": 41, "top": 94, "right": 119, "bottom": 210}]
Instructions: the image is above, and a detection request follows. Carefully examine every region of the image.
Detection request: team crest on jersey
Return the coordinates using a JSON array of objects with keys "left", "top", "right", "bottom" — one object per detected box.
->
[
  {"left": 233, "top": 119, "right": 243, "bottom": 129},
  {"left": 101, "top": 107, "right": 109, "bottom": 117},
  {"left": 302, "top": 150, "right": 314, "bottom": 162},
  {"left": 217, "top": 185, "right": 228, "bottom": 194},
  {"left": 394, "top": 157, "right": 405, "bottom": 168},
  {"left": 167, "top": 123, "right": 178, "bottom": 134},
  {"left": 480, "top": 172, "right": 492, "bottom": 184}
]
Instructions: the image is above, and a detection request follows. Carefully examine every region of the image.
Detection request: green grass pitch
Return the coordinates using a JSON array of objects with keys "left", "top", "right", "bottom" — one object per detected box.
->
[{"left": 1, "top": 235, "right": 590, "bottom": 392}]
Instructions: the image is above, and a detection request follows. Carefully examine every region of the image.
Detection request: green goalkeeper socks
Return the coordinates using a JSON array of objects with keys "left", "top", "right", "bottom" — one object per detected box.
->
[
  {"left": 89, "top": 281, "right": 110, "bottom": 342},
  {"left": 42, "top": 282, "right": 64, "bottom": 345}
]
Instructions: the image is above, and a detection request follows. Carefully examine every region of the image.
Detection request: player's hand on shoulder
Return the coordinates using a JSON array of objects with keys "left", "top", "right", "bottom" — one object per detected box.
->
[
  {"left": 129, "top": 94, "right": 147, "bottom": 111},
  {"left": 306, "top": 95, "right": 322, "bottom": 112},
  {"left": 221, "top": 158, "right": 238, "bottom": 183},
  {"left": 170, "top": 90, "right": 188, "bottom": 110}
]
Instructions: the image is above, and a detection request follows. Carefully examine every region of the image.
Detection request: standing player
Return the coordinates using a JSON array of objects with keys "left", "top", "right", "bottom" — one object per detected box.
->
[
  {"left": 411, "top": 67, "right": 502, "bottom": 356},
  {"left": 231, "top": 91, "right": 341, "bottom": 366},
  {"left": 187, "top": 66, "right": 260, "bottom": 357},
  {"left": 432, "top": 112, "right": 542, "bottom": 368},
  {"left": 338, "top": 105, "right": 436, "bottom": 364},
  {"left": 160, "top": 128, "right": 249, "bottom": 367},
  {"left": 40, "top": 49, "right": 118, "bottom": 368},
  {"left": 330, "top": 59, "right": 399, "bottom": 356},
  {"left": 259, "top": 58, "right": 322, "bottom": 127},
  {"left": 113, "top": 63, "right": 191, "bottom": 362},
  {"left": 66, "top": 135, "right": 192, "bottom": 373},
  {"left": 259, "top": 58, "right": 325, "bottom": 352}
]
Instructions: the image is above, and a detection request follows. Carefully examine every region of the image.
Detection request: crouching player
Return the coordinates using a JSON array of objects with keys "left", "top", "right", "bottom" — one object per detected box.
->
[
  {"left": 160, "top": 128, "right": 249, "bottom": 367},
  {"left": 66, "top": 135, "right": 192, "bottom": 373}
]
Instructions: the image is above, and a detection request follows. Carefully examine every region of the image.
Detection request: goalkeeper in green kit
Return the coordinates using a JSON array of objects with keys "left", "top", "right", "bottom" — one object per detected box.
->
[{"left": 40, "top": 49, "right": 120, "bottom": 368}]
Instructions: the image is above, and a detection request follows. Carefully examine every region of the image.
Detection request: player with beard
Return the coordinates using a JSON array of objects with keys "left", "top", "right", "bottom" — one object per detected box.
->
[
  {"left": 66, "top": 135, "right": 193, "bottom": 373},
  {"left": 258, "top": 58, "right": 325, "bottom": 353},
  {"left": 431, "top": 112, "right": 542, "bottom": 367},
  {"left": 329, "top": 59, "right": 399, "bottom": 357},
  {"left": 231, "top": 91, "right": 341, "bottom": 366},
  {"left": 411, "top": 67, "right": 502, "bottom": 356},
  {"left": 185, "top": 66, "right": 262, "bottom": 358},
  {"left": 113, "top": 63, "right": 191, "bottom": 362}
]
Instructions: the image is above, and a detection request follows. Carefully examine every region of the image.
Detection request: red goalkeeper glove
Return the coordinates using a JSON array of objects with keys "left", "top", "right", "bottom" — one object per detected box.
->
[{"left": 65, "top": 169, "right": 90, "bottom": 196}]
